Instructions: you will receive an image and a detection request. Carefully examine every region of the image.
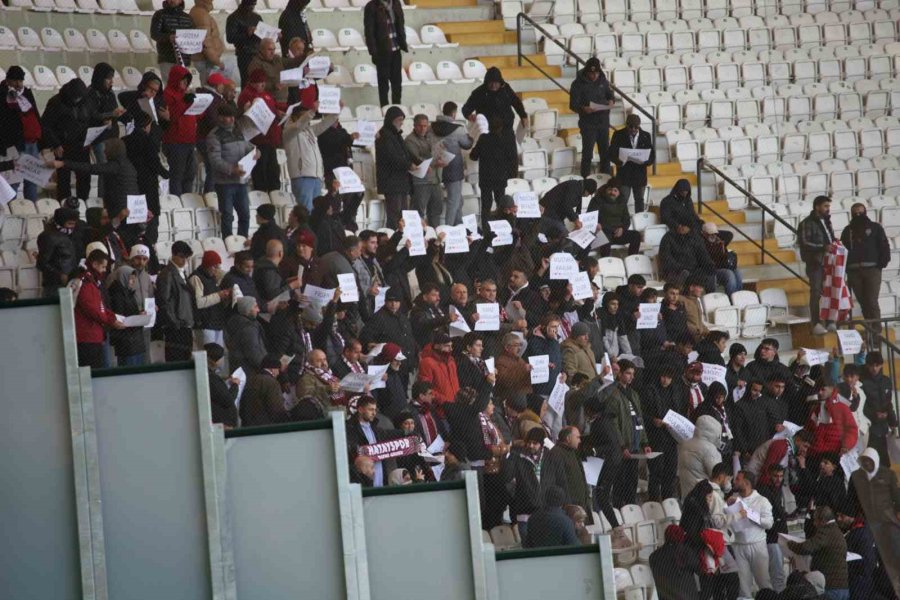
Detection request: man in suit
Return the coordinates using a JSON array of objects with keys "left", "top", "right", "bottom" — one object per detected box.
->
[
  {"left": 156, "top": 240, "right": 195, "bottom": 361},
  {"left": 608, "top": 114, "right": 655, "bottom": 213}
]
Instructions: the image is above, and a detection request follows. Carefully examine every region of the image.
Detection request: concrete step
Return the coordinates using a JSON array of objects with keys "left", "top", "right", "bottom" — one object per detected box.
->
[
  {"left": 479, "top": 54, "right": 551, "bottom": 68},
  {"left": 414, "top": 0, "right": 479, "bottom": 6},
  {"left": 446, "top": 30, "right": 519, "bottom": 44},
  {"left": 439, "top": 19, "right": 507, "bottom": 34}
]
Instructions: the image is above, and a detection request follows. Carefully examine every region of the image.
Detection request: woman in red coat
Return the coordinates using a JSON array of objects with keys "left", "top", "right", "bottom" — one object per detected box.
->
[
  {"left": 74, "top": 249, "right": 125, "bottom": 368},
  {"left": 238, "top": 68, "right": 285, "bottom": 192}
]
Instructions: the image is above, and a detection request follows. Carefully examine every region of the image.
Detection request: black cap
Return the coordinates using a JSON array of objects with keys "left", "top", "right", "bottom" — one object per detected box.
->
[
  {"left": 385, "top": 287, "right": 403, "bottom": 302},
  {"left": 260, "top": 353, "right": 282, "bottom": 370}
]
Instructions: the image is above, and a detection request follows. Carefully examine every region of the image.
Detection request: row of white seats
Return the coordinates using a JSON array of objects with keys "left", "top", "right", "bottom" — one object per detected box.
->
[
  {"left": 521, "top": 0, "right": 898, "bottom": 26},
  {"left": 0, "top": 25, "right": 153, "bottom": 53},
  {"left": 2, "top": 0, "right": 383, "bottom": 15},
  {"left": 311, "top": 25, "right": 455, "bottom": 53}
]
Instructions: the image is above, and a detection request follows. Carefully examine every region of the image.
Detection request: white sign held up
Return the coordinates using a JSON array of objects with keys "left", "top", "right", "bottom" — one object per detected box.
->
[
  {"left": 316, "top": 85, "right": 341, "bottom": 114},
  {"left": 184, "top": 93, "right": 214, "bottom": 116},
  {"left": 126, "top": 194, "right": 148, "bottom": 224},
  {"left": 175, "top": 29, "right": 207, "bottom": 54}
]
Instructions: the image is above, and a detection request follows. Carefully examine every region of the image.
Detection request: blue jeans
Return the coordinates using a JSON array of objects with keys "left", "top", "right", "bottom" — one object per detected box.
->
[
  {"left": 823, "top": 590, "right": 849, "bottom": 600},
  {"left": 120, "top": 354, "right": 145, "bottom": 366},
  {"left": 716, "top": 268, "right": 743, "bottom": 295},
  {"left": 13, "top": 143, "right": 40, "bottom": 201},
  {"left": 216, "top": 183, "right": 250, "bottom": 237},
  {"left": 291, "top": 176, "right": 321, "bottom": 212}
]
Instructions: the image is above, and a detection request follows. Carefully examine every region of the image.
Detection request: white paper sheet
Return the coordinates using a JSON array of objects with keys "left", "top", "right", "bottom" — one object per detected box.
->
[
  {"left": 236, "top": 148, "right": 257, "bottom": 183},
  {"left": 254, "top": 21, "right": 281, "bottom": 40},
  {"left": 243, "top": 98, "right": 275, "bottom": 137},
  {"left": 304, "top": 284, "right": 336, "bottom": 305},
  {"left": 444, "top": 224, "right": 468, "bottom": 254},
  {"left": 437, "top": 149, "right": 455, "bottom": 166},
  {"left": 618, "top": 148, "right": 651, "bottom": 164},
  {"left": 484, "top": 357, "right": 495, "bottom": 374},
  {"left": 138, "top": 97, "right": 157, "bottom": 123},
  {"left": 462, "top": 213, "right": 478, "bottom": 234},
  {"left": 475, "top": 113, "right": 489, "bottom": 134},
  {"left": 184, "top": 93, "right": 214, "bottom": 116},
  {"left": 231, "top": 367, "right": 247, "bottom": 408},
  {"left": 802, "top": 348, "right": 830, "bottom": 366},
  {"left": 175, "top": 28, "right": 207, "bottom": 54},
  {"left": 550, "top": 252, "right": 579, "bottom": 280},
  {"left": 353, "top": 120, "right": 377, "bottom": 147},
  {"left": 367, "top": 363, "right": 389, "bottom": 390},
  {"left": 579, "top": 210, "right": 599, "bottom": 233},
  {"left": 126, "top": 194, "right": 148, "bottom": 224},
  {"left": 0, "top": 174, "right": 16, "bottom": 205},
  {"left": 374, "top": 286, "right": 388, "bottom": 312},
  {"left": 336, "top": 272, "right": 359, "bottom": 302},
  {"left": 278, "top": 101, "right": 304, "bottom": 126},
  {"left": 143, "top": 298, "right": 156, "bottom": 328},
  {"left": 568, "top": 227, "right": 596, "bottom": 249},
  {"left": 317, "top": 85, "right": 341, "bottom": 114},
  {"left": 529, "top": 355, "right": 550, "bottom": 384},
  {"left": 663, "top": 409, "right": 695, "bottom": 443},
  {"left": 588, "top": 102, "right": 612, "bottom": 111},
  {"left": 231, "top": 283, "right": 243, "bottom": 307},
  {"left": 16, "top": 94, "right": 32, "bottom": 113},
  {"left": 427, "top": 434, "right": 445, "bottom": 454},
  {"left": 836, "top": 329, "right": 863, "bottom": 355},
  {"left": 120, "top": 313, "right": 152, "bottom": 327},
  {"left": 773, "top": 421, "right": 803, "bottom": 440},
  {"left": 15, "top": 154, "right": 55, "bottom": 187},
  {"left": 280, "top": 67, "right": 305, "bottom": 84},
  {"left": 636, "top": 303, "right": 661, "bottom": 329},
  {"left": 449, "top": 305, "right": 471, "bottom": 337},
  {"left": 83, "top": 125, "right": 108, "bottom": 148},
  {"left": 582, "top": 456, "right": 604, "bottom": 484},
  {"left": 840, "top": 446, "right": 860, "bottom": 481},
  {"left": 513, "top": 191, "right": 540, "bottom": 218},
  {"left": 488, "top": 220, "right": 513, "bottom": 246},
  {"left": 306, "top": 55, "right": 331, "bottom": 79},
  {"left": 474, "top": 302, "right": 500, "bottom": 331},
  {"left": 570, "top": 271, "right": 593, "bottom": 301},
  {"left": 409, "top": 157, "right": 433, "bottom": 179},
  {"left": 701, "top": 363, "right": 728, "bottom": 387},
  {"left": 548, "top": 379, "right": 569, "bottom": 415},
  {"left": 333, "top": 166, "right": 365, "bottom": 194}
]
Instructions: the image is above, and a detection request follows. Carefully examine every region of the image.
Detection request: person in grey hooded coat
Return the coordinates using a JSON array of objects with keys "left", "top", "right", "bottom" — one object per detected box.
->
[
  {"left": 431, "top": 101, "right": 473, "bottom": 226},
  {"left": 678, "top": 415, "right": 723, "bottom": 499},
  {"left": 225, "top": 296, "right": 269, "bottom": 373}
]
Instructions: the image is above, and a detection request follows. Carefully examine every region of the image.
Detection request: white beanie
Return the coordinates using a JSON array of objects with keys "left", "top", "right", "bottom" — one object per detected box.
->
[{"left": 130, "top": 244, "right": 150, "bottom": 258}]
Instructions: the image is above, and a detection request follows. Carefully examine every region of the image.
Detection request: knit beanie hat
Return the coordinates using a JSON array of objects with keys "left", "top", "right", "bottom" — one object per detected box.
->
[
  {"left": 201, "top": 250, "right": 221, "bottom": 269},
  {"left": 571, "top": 322, "right": 590, "bottom": 338},
  {"left": 235, "top": 296, "right": 257, "bottom": 317}
]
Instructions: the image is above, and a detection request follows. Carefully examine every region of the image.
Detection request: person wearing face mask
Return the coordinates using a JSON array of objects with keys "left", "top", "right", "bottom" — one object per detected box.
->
[
  {"left": 37, "top": 207, "right": 80, "bottom": 297},
  {"left": 74, "top": 249, "right": 127, "bottom": 368},
  {"left": 659, "top": 179, "right": 701, "bottom": 231},
  {"left": 840, "top": 203, "right": 890, "bottom": 334},
  {"left": 1, "top": 65, "right": 42, "bottom": 201},
  {"left": 107, "top": 265, "right": 148, "bottom": 366},
  {"left": 375, "top": 106, "right": 414, "bottom": 228},
  {"left": 157, "top": 240, "right": 196, "bottom": 361}
]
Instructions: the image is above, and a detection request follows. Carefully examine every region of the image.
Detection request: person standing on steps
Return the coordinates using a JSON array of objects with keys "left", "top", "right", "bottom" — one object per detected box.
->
[
  {"left": 840, "top": 202, "right": 890, "bottom": 334},
  {"left": 225, "top": 0, "right": 263, "bottom": 87},
  {"left": 569, "top": 57, "right": 615, "bottom": 178},
  {"left": 608, "top": 113, "right": 654, "bottom": 213},
  {"left": 364, "top": 0, "right": 407, "bottom": 107},
  {"left": 799, "top": 195, "right": 836, "bottom": 335}
]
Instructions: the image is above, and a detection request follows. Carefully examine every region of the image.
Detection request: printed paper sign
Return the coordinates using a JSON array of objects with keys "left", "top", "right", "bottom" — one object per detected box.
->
[
  {"left": 449, "top": 305, "right": 471, "bottom": 337},
  {"left": 0, "top": 174, "right": 16, "bottom": 205},
  {"left": 184, "top": 93, "right": 214, "bottom": 116},
  {"left": 582, "top": 456, "right": 604, "bottom": 484},
  {"left": 663, "top": 409, "right": 695, "bottom": 443},
  {"left": 402, "top": 210, "right": 423, "bottom": 231},
  {"left": 513, "top": 191, "right": 540, "bottom": 218},
  {"left": 280, "top": 67, "right": 305, "bottom": 84},
  {"left": 462, "top": 213, "right": 478, "bottom": 234},
  {"left": 278, "top": 101, "right": 304, "bottom": 126},
  {"left": 802, "top": 348, "right": 830, "bottom": 366},
  {"left": 83, "top": 125, "right": 108, "bottom": 147},
  {"left": 484, "top": 357, "right": 495, "bottom": 374},
  {"left": 580, "top": 210, "right": 599, "bottom": 232},
  {"left": 243, "top": 98, "right": 276, "bottom": 138},
  {"left": 337, "top": 272, "right": 359, "bottom": 303},
  {"left": 306, "top": 55, "right": 331, "bottom": 79},
  {"left": 15, "top": 154, "right": 55, "bottom": 187},
  {"left": 701, "top": 363, "right": 728, "bottom": 387},
  {"left": 237, "top": 148, "right": 257, "bottom": 183},
  {"left": 488, "top": 220, "right": 513, "bottom": 246},
  {"left": 443, "top": 225, "right": 468, "bottom": 254},
  {"left": 474, "top": 302, "right": 500, "bottom": 331},
  {"left": 528, "top": 354, "right": 550, "bottom": 384},
  {"left": 550, "top": 253, "right": 579, "bottom": 280},
  {"left": 568, "top": 227, "right": 595, "bottom": 249},
  {"left": 374, "top": 286, "right": 388, "bottom": 312},
  {"left": 636, "top": 303, "right": 661, "bottom": 329},
  {"left": 353, "top": 120, "right": 377, "bottom": 147},
  {"left": 126, "top": 194, "right": 148, "bottom": 224},
  {"left": 175, "top": 29, "right": 207, "bottom": 54},
  {"left": 304, "top": 284, "right": 336, "bottom": 305},
  {"left": 409, "top": 158, "right": 433, "bottom": 179},
  {"left": 357, "top": 436, "right": 422, "bottom": 461},
  {"left": 836, "top": 329, "right": 863, "bottom": 355},
  {"left": 143, "top": 298, "right": 156, "bottom": 328},
  {"left": 619, "top": 148, "right": 651, "bottom": 164},
  {"left": 231, "top": 367, "right": 247, "bottom": 408},
  {"left": 333, "top": 166, "right": 364, "bottom": 194},
  {"left": 118, "top": 313, "right": 152, "bottom": 327},
  {"left": 570, "top": 271, "right": 593, "bottom": 300},
  {"left": 317, "top": 85, "right": 341, "bottom": 114},
  {"left": 254, "top": 22, "right": 281, "bottom": 41},
  {"left": 548, "top": 379, "right": 569, "bottom": 415}
]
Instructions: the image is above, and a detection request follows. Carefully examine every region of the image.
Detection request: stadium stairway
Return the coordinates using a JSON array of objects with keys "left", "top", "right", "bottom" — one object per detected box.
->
[{"left": 0, "top": 288, "right": 617, "bottom": 600}]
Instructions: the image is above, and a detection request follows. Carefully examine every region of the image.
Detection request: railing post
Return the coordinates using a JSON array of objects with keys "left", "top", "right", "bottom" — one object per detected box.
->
[
  {"left": 651, "top": 120, "right": 657, "bottom": 176},
  {"left": 516, "top": 14, "right": 522, "bottom": 67},
  {"left": 761, "top": 212, "right": 765, "bottom": 265},
  {"left": 696, "top": 159, "right": 703, "bottom": 214}
]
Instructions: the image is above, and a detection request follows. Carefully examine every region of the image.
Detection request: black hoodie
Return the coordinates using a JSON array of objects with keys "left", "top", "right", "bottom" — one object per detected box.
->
[
  {"left": 88, "top": 63, "right": 120, "bottom": 119},
  {"left": 40, "top": 79, "right": 102, "bottom": 150},
  {"left": 659, "top": 179, "right": 701, "bottom": 230},
  {"left": 461, "top": 67, "right": 527, "bottom": 131},
  {"left": 568, "top": 65, "right": 615, "bottom": 129},
  {"left": 375, "top": 106, "right": 414, "bottom": 195}
]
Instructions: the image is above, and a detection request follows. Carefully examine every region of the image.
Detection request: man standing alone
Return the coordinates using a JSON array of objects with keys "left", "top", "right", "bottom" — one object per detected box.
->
[
  {"left": 364, "top": 0, "right": 407, "bottom": 106},
  {"left": 569, "top": 57, "right": 614, "bottom": 178},
  {"left": 840, "top": 202, "right": 890, "bottom": 334},
  {"left": 799, "top": 195, "right": 836, "bottom": 335},
  {"left": 608, "top": 114, "right": 654, "bottom": 213}
]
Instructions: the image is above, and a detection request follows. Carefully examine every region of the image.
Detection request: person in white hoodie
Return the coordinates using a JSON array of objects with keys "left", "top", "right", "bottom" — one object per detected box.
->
[
  {"left": 282, "top": 101, "right": 339, "bottom": 212},
  {"left": 728, "top": 470, "right": 774, "bottom": 598},
  {"left": 678, "top": 415, "right": 723, "bottom": 499}
]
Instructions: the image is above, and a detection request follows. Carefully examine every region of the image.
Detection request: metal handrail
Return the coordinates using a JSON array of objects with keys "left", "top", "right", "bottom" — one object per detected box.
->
[{"left": 515, "top": 12, "right": 657, "bottom": 175}]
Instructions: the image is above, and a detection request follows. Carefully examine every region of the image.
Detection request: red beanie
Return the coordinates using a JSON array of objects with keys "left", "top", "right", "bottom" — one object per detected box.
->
[
  {"left": 201, "top": 250, "right": 222, "bottom": 269},
  {"left": 295, "top": 229, "right": 317, "bottom": 249},
  {"left": 249, "top": 69, "right": 267, "bottom": 84}
]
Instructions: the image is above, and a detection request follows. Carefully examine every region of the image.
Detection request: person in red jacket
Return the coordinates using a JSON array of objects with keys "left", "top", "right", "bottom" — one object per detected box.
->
[
  {"left": 417, "top": 332, "right": 460, "bottom": 417},
  {"left": 806, "top": 379, "right": 859, "bottom": 463},
  {"left": 161, "top": 64, "right": 199, "bottom": 196},
  {"left": 75, "top": 249, "right": 125, "bottom": 368},
  {"left": 237, "top": 68, "right": 285, "bottom": 192}
]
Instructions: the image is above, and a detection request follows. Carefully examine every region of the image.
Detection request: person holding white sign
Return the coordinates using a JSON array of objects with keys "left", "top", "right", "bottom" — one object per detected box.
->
[
  {"left": 107, "top": 264, "right": 149, "bottom": 366},
  {"left": 568, "top": 57, "right": 615, "bottom": 177},
  {"left": 0, "top": 66, "right": 41, "bottom": 201},
  {"left": 283, "top": 101, "right": 339, "bottom": 211},
  {"left": 247, "top": 38, "right": 308, "bottom": 104},
  {"left": 238, "top": 69, "right": 283, "bottom": 191},
  {"left": 587, "top": 181, "right": 643, "bottom": 256},
  {"left": 207, "top": 104, "right": 258, "bottom": 236},
  {"left": 431, "top": 101, "right": 474, "bottom": 226},
  {"left": 150, "top": 0, "right": 197, "bottom": 80},
  {"left": 608, "top": 114, "right": 655, "bottom": 212},
  {"left": 40, "top": 78, "right": 100, "bottom": 200},
  {"left": 539, "top": 178, "right": 598, "bottom": 231},
  {"left": 160, "top": 65, "right": 200, "bottom": 196},
  {"left": 728, "top": 471, "right": 775, "bottom": 599},
  {"left": 375, "top": 106, "right": 415, "bottom": 229},
  {"left": 405, "top": 115, "right": 448, "bottom": 227}
]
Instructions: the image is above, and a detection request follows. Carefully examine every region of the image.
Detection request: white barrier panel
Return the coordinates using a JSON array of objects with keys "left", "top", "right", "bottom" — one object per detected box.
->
[{"left": 493, "top": 540, "right": 615, "bottom": 600}]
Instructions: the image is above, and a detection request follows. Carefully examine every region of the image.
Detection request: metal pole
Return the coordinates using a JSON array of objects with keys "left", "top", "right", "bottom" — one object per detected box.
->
[
  {"left": 761, "top": 212, "right": 765, "bottom": 265},
  {"left": 517, "top": 15, "right": 522, "bottom": 67},
  {"left": 696, "top": 159, "right": 703, "bottom": 214}
]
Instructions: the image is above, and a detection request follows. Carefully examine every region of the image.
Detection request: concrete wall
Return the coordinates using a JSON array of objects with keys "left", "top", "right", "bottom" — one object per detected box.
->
[{"left": 491, "top": 540, "right": 615, "bottom": 600}]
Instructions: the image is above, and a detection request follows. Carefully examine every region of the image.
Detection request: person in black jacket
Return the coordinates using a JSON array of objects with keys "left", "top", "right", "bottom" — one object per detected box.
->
[
  {"left": 86, "top": 63, "right": 125, "bottom": 196},
  {"left": 360, "top": 286, "right": 417, "bottom": 371},
  {"left": 444, "top": 385, "right": 501, "bottom": 466},
  {"left": 204, "top": 343, "right": 239, "bottom": 428},
  {"left": 659, "top": 179, "right": 701, "bottom": 231},
  {"left": 189, "top": 250, "right": 230, "bottom": 347},
  {"left": 375, "top": 106, "right": 414, "bottom": 228},
  {"left": 220, "top": 250, "right": 261, "bottom": 301},
  {"left": 266, "top": 301, "right": 309, "bottom": 382},
  {"left": 226, "top": 0, "right": 263, "bottom": 86},
  {"left": 107, "top": 265, "right": 148, "bottom": 365},
  {"left": 659, "top": 218, "right": 715, "bottom": 289},
  {"left": 504, "top": 427, "right": 549, "bottom": 540},
  {"left": 470, "top": 117, "right": 518, "bottom": 232},
  {"left": 364, "top": 0, "right": 407, "bottom": 106},
  {"left": 861, "top": 352, "right": 898, "bottom": 466},
  {"left": 253, "top": 239, "right": 301, "bottom": 312},
  {"left": 642, "top": 365, "right": 681, "bottom": 501},
  {"left": 37, "top": 208, "right": 80, "bottom": 297},
  {"left": 278, "top": 0, "right": 313, "bottom": 57},
  {"left": 156, "top": 240, "right": 195, "bottom": 361},
  {"left": 1, "top": 66, "right": 42, "bottom": 201},
  {"left": 607, "top": 114, "right": 655, "bottom": 213},
  {"left": 539, "top": 178, "right": 597, "bottom": 231},
  {"left": 757, "top": 464, "right": 788, "bottom": 593},
  {"left": 150, "top": 0, "right": 195, "bottom": 78},
  {"left": 118, "top": 72, "right": 170, "bottom": 146},
  {"left": 41, "top": 78, "right": 105, "bottom": 200},
  {"left": 249, "top": 204, "right": 289, "bottom": 260},
  {"left": 523, "top": 485, "right": 580, "bottom": 548},
  {"left": 346, "top": 395, "right": 403, "bottom": 487},
  {"left": 695, "top": 330, "right": 728, "bottom": 366},
  {"left": 462, "top": 67, "right": 528, "bottom": 135},
  {"left": 568, "top": 57, "right": 615, "bottom": 177},
  {"left": 732, "top": 380, "right": 769, "bottom": 463},
  {"left": 841, "top": 203, "right": 891, "bottom": 333}
]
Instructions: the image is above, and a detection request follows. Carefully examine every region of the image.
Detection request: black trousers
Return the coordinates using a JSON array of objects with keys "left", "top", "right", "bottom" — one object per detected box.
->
[
  {"left": 251, "top": 145, "right": 281, "bottom": 193},
  {"left": 647, "top": 444, "right": 678, "bottom": 501},
  {"left": 594, "top": 455, "right": 622, "bottom": 528},
  {"left": 479, "top": 181, "right": 506, "bottom": 232},
  {"left": 374, "top": 50, "right": 403, "bottom": 106},
  {"left": 599, "top": 230, "right": 642, "bottom": 256},
  {"left": 612, "top": 455, "right": 639, "bottom": 507},
  {"left": 57, "top": 146, "right": 92, "bottom": 200},
  {"left": 164, "top": 327, "right": 193, "bottom": 362},
  {"left": 580, "top": 124, "right": 611, "bottom": 177},
  {"left": 78, "top": 342, "right": 105, "bottom": 369}
]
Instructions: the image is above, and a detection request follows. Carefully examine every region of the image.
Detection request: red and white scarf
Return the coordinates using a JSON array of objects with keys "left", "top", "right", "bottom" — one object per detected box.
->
[
  {"left": 304, "top": 362, "right": 345, "bottom": 405},
  {"left": 480, "top": 412, "right": 501, "bottom": 447},
  {"left": 819, "top": 242, "right": 852, "bottom": 324}
]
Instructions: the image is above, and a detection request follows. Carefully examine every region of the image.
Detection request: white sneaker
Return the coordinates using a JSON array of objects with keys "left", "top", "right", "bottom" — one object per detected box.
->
[{"left": 812, "top": 323, "right": 828, "bottom": 335}]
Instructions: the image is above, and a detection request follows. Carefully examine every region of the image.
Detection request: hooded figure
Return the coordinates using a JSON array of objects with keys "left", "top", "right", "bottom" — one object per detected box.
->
[
  {"left": 87, "top": 63, "right": 120, "bottom": 120},
  {"left": 678, "top": 415, "right": 723, "bottom": 499},
  {"left": 59, "top": 138, "right": 140, "bottom": 222},
  {"left": 660, "top": 179, "right": 702, "bottom": 231},
  {"left": 37, "top": 207, "right": 80, "bottom": 293},
  {"left": 118, "top": 71, "right": 166, "bottom": 134},
  {"left": 461, "top": 67, "right": 528, "bottom": 133},
  {"left": 225, "top": 0, "right": 264, "bottom": 85},
  {"left": 149, "top": 0, "right": 196, "bottom": 67},
  {"left": 279, "top": 0, "right": 313, "bottom": 56},
  {"left": 374, "top": 106, "right": 414, "bottom": 227},
  {"left": 107, "top": 265, "right": 147, "bottom": 361},
  {"left": 162, "top": 65, "right": 198, "bottom": 145}
]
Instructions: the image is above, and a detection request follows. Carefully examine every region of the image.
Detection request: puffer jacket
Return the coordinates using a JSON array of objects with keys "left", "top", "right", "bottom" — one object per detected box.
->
[
  {"left": 659, "top": 228, "right": 714, "bottom": 277},
  {"left": 207, "top": 124, "right": 256, "bottom": 185},
  {"left": 40, "top": 79, "right": 102, "bottom": 151},
  {"left": 677, "top": 415, "right": 723, "bottom": 499},
  {"left": 224, "top": 312, "right": 268, "bottom": 372},
  {"left": 225, "top": 6, "right": 263, "bottom": 61},
  {"left": 418, "top": 345, "right": 460, "bottom": 410},
  {"left": 807, "top": 395, "right": 859, "bottom": 457},
  {"left": 74, "top": 269, "right": 118, "bottom": 344},
  {"left": 568, "top": 66, "right": 614, "bottom": 129},
  {"left": 589, "top": 190, "right": 631, "bottom": 235},
  {"left": 560, "top": 337, "right": 597, "bottom": 382},
  {"left": 162, "top": 65, "right": 198, "bottom": 144},
  {"left": 150, "top": 0, "right": 195, "bottom": 64},
  {"left": 283, "top": 112, "right": 337, "bottom": 180},
  {"left": 189, "top": 0, "right": 225, "bottom": 65},
  {"left": 431, "top": 115, "right": 472, "bottom": 183},
  {"left": 375, "top": 106, "right": 414, "bottom": 195}
]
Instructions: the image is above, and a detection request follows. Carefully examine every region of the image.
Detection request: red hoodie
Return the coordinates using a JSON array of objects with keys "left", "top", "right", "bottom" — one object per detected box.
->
[
  {"left": 807, "top": 391, "right": 859, "bottom": 457},
  {"left": 74, "top": 269, "right": 118, "bottom": 344},
  {"left": 237, "top": 85, "right": 283, "bottom": 147},
  {"left": 162, "top": 65, "right": 198, "bottom": 145},
  {"left": 418, "top": 344, "right": 460, "bottom": 415}
]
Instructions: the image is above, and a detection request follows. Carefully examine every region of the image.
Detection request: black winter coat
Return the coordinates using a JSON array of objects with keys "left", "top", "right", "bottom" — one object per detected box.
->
[
  {"left": 443, "top": 384, "right": 492, "bottom": 462},
  {"left": 461, "top": 76, "right": 527, "bottom": 132},
  {"left": 63, "top": 153, "right": 140, "bottom": 217},
  {"left": 107, "top": 280, "right": 147, "bottom": 358},
  {"left": 568, "top": 68, "right": 614, "bottom": 129},
  {"left": 359, "top": 307, "right": 417, "bottom": 369},
  {"left": 363, "top": 0, "right": 407, "bottom": 57},
  {"left": 124, "top": 126, "right": 169, "bottom": 215},
  {"left": 641, "top": 382, "right": 681, "bottom": 451},
  {"left": 278, "top": 3, "right": 312, "bottom": 56},
  {"left": 659, "top": 230, "right": 714, "bottom": 278},
  {"left": 225, "top": 8, "right": 263, "bottom": 60},
  {"left": 608, "top": 127, "right": 655, "bottom": 188},
  {"left": 469, "top": 131, "right": 518, "bottom": 186},
  {"left": 0, "top": 83, "right": 40, "bottom": 150},
  {"left": 40, "top": 79, "right": 102, "bottom": 151},
  {"left": 504, "top": 448, "right": 547, "bottom": 519},
  {"left": 732, "top": 395, "right": 770, "bottom": 454},
  {"left": 252, "top": 258, "right": 291, "bottom": 308},
  {"left": 208, "top": 368, "right": 239, "bottom": 427},
  {"left": 375, "top": 124, "right": 413, "bottom": 195},
  {"left": 36, "top": 225, "right": 78, "bottom": 284},
  {"left": 150, "top": 3, "right": 195, "bottom": 64},
  {"left": 318, "top": 122, "right": 355, "bottom": 175}
]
